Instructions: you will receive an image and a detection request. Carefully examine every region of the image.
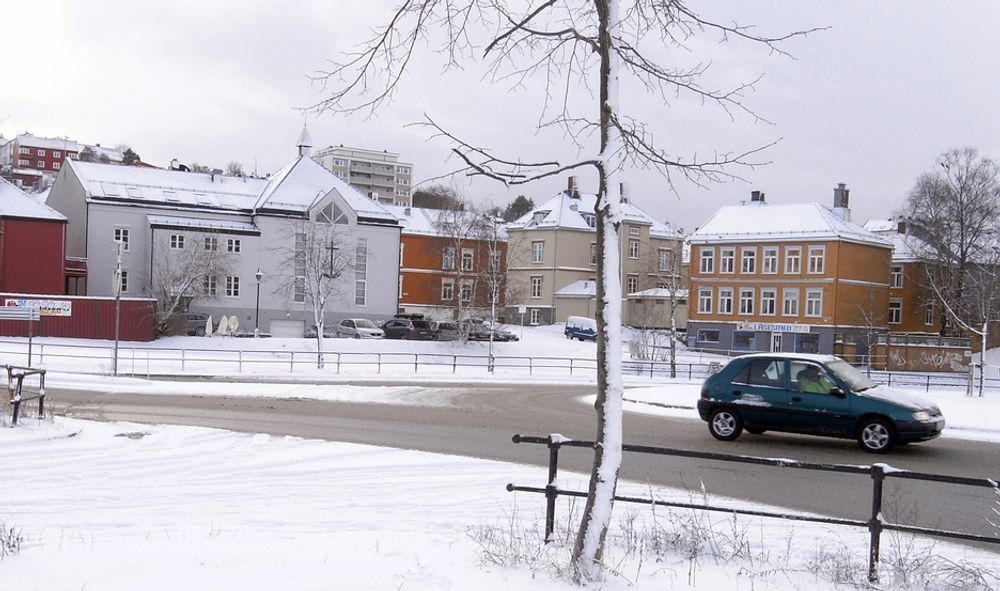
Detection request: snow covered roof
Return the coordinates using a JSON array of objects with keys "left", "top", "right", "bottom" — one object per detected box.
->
[
  {"left": 862, "top": 219, "right": 897, "bottom": 233},
  {"left": 147, "top": 215, "right": 261, "bottom": 235},
  {"left": 863, "top": 218, "right": 928, "bottom": 262},
  {"left": 554, "top": 279, "right": 597, "bottom": 298},
  {"left": 626, "top": 287, "right": 689, "bottom": 299},
  {"left": 71, "top": 159, "right": 266, "bottom": 211},
  {"left": 507, "top": 191, "right": 682, "bottom": 239},
  {"left": 254, "top": 156, "right": 398, "bottom": 224},
  {"left": 0, "top": 177, "right": 66, "bottom": 221},
  {"left": 688, "top": 202, "right": 891, "bottom": 248},
  {"left": 383, "top": 205, "right": 508, "bottom": 239}
]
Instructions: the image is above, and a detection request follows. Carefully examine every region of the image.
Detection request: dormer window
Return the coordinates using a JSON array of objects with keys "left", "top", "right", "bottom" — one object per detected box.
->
[
  {"left": 317, "top": 202, "right": 348, "bottom": 224},
  {"left": 532, "top": 211, "right": 548, "bottom": 225},
  {"left": 582, "top": 213, "right": 596, "bottom": 228}
]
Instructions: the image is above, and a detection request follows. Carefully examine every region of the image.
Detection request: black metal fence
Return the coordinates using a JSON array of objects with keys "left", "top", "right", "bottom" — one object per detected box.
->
[
  {"left": 507, "top": 434, "right": 1000, "bottom": 584},
  {"left": 5, "top": 365, "right": 46, "bottom": 426}
]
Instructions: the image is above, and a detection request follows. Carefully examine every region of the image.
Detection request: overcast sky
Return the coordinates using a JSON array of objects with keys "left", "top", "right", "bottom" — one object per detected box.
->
[{"left": 3, "top": 1, "right": 1000, "bottom": 232}]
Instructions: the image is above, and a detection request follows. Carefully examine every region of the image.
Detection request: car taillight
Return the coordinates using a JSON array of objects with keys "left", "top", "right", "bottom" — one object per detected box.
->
[{"left": 700, "top": 384, "right": 710, "bottom": 399}]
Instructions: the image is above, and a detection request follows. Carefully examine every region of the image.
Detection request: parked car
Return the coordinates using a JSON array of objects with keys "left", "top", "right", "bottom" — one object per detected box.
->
[
  {"left": 435, "top": 321, "right": 460, "bottom": 341},
  {"left": 564, "top": 316, "right": 597, "bottom": 342},
  {"left": 466, "top": 321, "right": 519, "bottom": 342},
  {"left": 336, "top": 318, "right": 384, "bottom": 339},
  {"left": 180, "top": 312, "right": 210, "bottom": 336},
  {"left": 697, "top": 353, "right": 945, "bottom": 453},
  {"left": 381, "top": 315, "right": 435, "bottom": 340}
]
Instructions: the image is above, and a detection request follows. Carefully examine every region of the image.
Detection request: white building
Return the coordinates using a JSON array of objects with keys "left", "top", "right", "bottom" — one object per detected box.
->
[
  {"left": 46, "top": 128, "right": 402, "bottom": 337},
  {"left": 314, "top": 145, "right": 413, "bottom": 207}
]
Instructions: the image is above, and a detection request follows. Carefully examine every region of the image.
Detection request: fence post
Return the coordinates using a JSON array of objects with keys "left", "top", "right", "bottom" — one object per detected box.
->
[
  {"left": 11, "top": 374, "right": 24, "bottom": 426},
  {"left": 569, "top": 358, "right": 573, "bottom": 376},
  {"left": 414, "top": 353, "right": 418, "bottom": 373},
  {"left": 378, "top": 353, "right": 382, "bottom": 374},
  {"left": 37, "top": 371, "right": 45, "bottom": 418},
  {"left": 39, "top": 344, "right": 44, "bottom": 365},
  {"left": 688, "top": 364, "right": 692, "bottom": 380},
  {"left": 887, "top": 373, "right": 892, "bottom": 387},
  {"left": 545, "top": 435, "right": 562, "bottom": 543},
  {"left": 926, "top": 374, "right": 930, "bottom": 392},
  {"left": 238, "top": 350, "right": 243, "bottom": 373},
  {"left": 649, "top": 361, "right": 654, "bottom": 379},
  {"left": 337, "top": 352, "right": 341, "bottom": 374},
  {"left": 867, "top": 464, "right": 885, "bottom": 583},
  {"left": 453, "top": 355, "right": 457, "bottom": 373},
  {"left": 290, "top": 351, "right": 295, "bottom": 372},
  {"left": 181, "top": 349, "right": 186, "bottom": 372},
  {"left": 529, "top": 357, "right": 533, "bottom": 375}
]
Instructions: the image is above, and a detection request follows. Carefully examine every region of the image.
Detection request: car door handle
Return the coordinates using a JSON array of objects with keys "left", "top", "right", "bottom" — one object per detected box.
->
[
  {"left": 732, "top": 390, "right": 742, "bottom": 397},
  {"left": 791, "top": 396, "right": 802, "bottom": 403}
]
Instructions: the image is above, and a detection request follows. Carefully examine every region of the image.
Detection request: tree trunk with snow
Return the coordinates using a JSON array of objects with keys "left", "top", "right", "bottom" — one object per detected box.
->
[{"left": 570, "top": 0, "right": 623, "bottom": 581}]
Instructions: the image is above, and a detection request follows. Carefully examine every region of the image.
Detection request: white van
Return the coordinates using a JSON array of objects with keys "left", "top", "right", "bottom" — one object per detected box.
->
[{"left": 564, "top": 316, "right": 597, "bottom": 341}]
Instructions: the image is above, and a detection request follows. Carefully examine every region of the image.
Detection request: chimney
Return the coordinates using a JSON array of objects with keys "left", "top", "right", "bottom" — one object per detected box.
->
[
  {"left": 566, "top": 176, "right": 577, "bottom": 197},
  {"left": 620, "top": 182, "right": 630, "bottom": 204},
  {"left": 750, "top": 190, "right": 764, "bottom": 203},
  {"left": 169, "top": 158, "right": 179, "bottom": 170},
  {"left": 832, "top": 182, "right": 851, "bottom": 222},
  {"left": 897, "top": 219, "right": 907, "bottom": 234}
]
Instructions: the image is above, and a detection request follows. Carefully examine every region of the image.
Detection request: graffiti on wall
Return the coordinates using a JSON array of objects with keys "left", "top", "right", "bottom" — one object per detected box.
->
[{"left": 888, "top": 347, "right": 969, "bottom": 372}]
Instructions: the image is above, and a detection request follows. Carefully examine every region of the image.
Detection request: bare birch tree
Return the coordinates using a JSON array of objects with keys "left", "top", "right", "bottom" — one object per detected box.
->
[
  {"left": 152, "top": 233, "right": 233, "bottom": 335},
  {"left": 312, "top": 1, "right": 815, "bottom": 580},
  {"left": 270, "top": 219, "right": 352, "bottom": 367},
  {"left": 432, "top": 199, "right": 488, "bottom": 333}
]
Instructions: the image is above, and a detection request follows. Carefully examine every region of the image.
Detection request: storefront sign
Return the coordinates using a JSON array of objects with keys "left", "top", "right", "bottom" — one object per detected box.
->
[
  {"left": 737, "top": 322, "right": 810, "bottom": 334},
  {"left": 5, "top": 299, "right": 72, "bottom": 317}
]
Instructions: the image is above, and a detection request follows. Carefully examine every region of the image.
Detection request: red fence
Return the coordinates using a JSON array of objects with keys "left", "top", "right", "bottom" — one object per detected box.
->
[{"left": 0, "top": 294, "right": 156, "bottom": 341}]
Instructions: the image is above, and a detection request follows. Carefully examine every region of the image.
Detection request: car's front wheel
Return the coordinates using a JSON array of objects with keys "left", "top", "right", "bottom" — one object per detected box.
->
[
  {"left": 857, "top": 418, "right": 894, "bottom": 454},
  {"left": 708, "top": 408, "right": 743, "bottom": 441}
]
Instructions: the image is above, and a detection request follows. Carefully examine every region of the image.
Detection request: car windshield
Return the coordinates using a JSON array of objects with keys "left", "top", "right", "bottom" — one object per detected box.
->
[
  {"left": 826, "top": 359, "right": 877, "bottom": 392},
  {"left": 412, "top": 320, "right": 431, "bottom": 329},
  {"left": 355, "top": 320, "right": 378, "bottom": 329}
]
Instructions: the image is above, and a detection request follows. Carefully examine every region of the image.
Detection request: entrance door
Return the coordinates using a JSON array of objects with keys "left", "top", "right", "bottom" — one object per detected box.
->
[{"left": 771, "top": 333, "right": 782, "bottom": 352}]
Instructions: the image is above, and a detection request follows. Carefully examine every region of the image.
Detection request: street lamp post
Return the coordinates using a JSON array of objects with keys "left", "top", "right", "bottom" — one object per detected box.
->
[
  {"left": 112, "top": 241, "right": 124, "bottom": 376},
  {"left": 254, "top": 268, "right": 263, "bottom": 337}
]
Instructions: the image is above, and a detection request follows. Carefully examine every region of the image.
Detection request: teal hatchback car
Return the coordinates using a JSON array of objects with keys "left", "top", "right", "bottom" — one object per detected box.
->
[{"left": 697, "top": 353, "right": 945, "bottom": 453}]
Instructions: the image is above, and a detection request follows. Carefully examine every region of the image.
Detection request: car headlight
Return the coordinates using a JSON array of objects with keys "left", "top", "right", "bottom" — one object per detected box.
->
[{"left": 912, "top": 411, "right": 931, "bottom": 422}]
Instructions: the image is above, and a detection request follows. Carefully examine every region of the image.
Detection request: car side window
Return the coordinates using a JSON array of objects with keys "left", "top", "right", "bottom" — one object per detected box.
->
[
  {"left": 746, "top": 359, "right": 784, "bottom": 388},
  {"left": 791, "top": 362, "right": 835, "bottom": 394}
]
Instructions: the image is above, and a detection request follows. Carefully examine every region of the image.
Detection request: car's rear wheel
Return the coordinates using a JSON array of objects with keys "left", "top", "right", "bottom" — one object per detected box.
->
[
  {"left": 354, "top": 334, "right": 360, "bottom": 339},
  {"left": 194, "top": 327, "right": 206, "bottom": 337},
  {"left": 857, "top": 418, "right": 894, "bottom": 454},
  {"left": 708, "top": 408, "right": 743, "bottom": 441}
]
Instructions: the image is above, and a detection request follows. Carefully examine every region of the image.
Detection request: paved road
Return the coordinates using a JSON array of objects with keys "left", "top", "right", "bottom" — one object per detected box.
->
[{"left": 47, "top": 382, "right": 1000, "bottom": 543}]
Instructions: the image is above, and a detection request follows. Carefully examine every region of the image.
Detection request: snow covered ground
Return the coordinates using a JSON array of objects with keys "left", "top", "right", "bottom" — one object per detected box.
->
[
  {"left": 2, "top": 417, "right": 998, "bottom": 590},
  {"left": 3, "top": 327, "right": 1000, "bottom": 588}
]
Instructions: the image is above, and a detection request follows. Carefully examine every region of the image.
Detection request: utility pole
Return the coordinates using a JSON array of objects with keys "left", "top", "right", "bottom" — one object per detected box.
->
[{"left": 112, "top": 241, "right": 124, "bottom": 376}]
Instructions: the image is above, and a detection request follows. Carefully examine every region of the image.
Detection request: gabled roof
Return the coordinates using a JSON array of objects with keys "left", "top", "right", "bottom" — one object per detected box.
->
[
  {"left": 554, "top": 279, "right": 597, "bottom": 298},
  {"left": 864, "top": 218, "right": 928, "bottom": 263},
  {"left": 383, "top": 205, "right": 508, "bottom": 239},
  {"left": 254, "top": 156, "right": 398, "bottom": 224},
  {"left": 70, "top": 159, "right": 265, "bottom": 211},
  {"left": 507, "top": 191, "right": 683, "bottom": 239},
  {"left": 13, "top": 133, "right": 123, "bottom": 161},
  {"left": 0, "top": 177, "right": 66, "bottom": 221},
  {"left": 688, "top": 202, "right": 891, "bottom": 248}
]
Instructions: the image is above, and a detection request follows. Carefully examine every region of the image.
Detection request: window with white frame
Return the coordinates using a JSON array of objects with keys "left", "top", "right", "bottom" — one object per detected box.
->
[
  {"left": 169, "top": 234, "right": 185, "bottom": 249},
  {"left": 628, "top": 239, "right": 639, "bottom": 259},
  {"left": 36, "top": 148, "right": 45, "bottom": 156},
  {"left": 697, "top": 287, "right": 713, "bottom": 314},
  {"left": 442, "top": 246, "right": 455, "bottom": 270},
  {"left": 761, "top": 246, "right": 778, "bottom": 275},
  {"left": 760, "top": 288, "right": 777, "bottom": 316},
  {"left": 489, "top": 249, "right": 501, "bottom": 271},
  {"left": 204, "top": 236, "right": 218, "bottom": 251},
  {"left": 225, "top": 275, "right": 240, "bottom": 297},
  {"left": 119, "top": 271, "right": 129, "bottom": 293},
  {"left": 741, "top": 247, "right": 756, "bottom": 274},
  {"left": 461, "top": 248, "right": 474, "bottom": 271},
  {"left": 530, "top": 309, "right": 541, "bottom": 325},
  {"left": 18, "top": 159, "right": 28, "bottom": 166},
  {"left": 294, "top": 278, "right": 305, "bottom": 303},
  {"left": 18, "top": 147, "right": 28, "bottom": 155},
  {"left": 925, "top": 302, "right": 935, "bottom": 325},
  {"left": 888, "top": 299, "right": 902, "bottom": 324},
  {"left": 658, "top": 248, "right": 673, "bottom": 272},
  {"left": 355, "top": 238, "right": 368, "bottom": 305},
  {"left": 114, "top": 228, "right": 130, "bottom": 251},
  {"left": 530, "top": 276, "right": 543, "bottom": 299},
  {"left": 532, "top": 241, "right": 544, "bottom": 263},
  {"left": 227, "top": 238, "right": 241, "bottom": 253},
  {"left": 785, "top": 246, "right": 801, "bottom": 274},
  {"left": 441, "top": 278, "right": 454, "bottom": 300},
  {"left": 582, "top": 214, "right": 596, "bottom": 228},
  {"left": 629, "top": 226, "right": 640, "bottom": 236},
  {"left": 460, "top": 280, "right": 473, "bottom": 302},
  {"left": 718, "top": 288, "right": 734, "bottom": 314},
  {"left": 890, "top": 265, "right": 903, "bottom": 288},
  {"left": 739, "top": 288, "right": 755, "bottom": 315},
  {"left": 807, "top": 246, "right": 825, "bottom": 274},
  {"left": 590, "top": 243, "right": 597, "bottom": 265},
  {"left": 805, "top": 289, "right": 823, "bottom": 317},
  {"left": 293, "top": 232, "right": 306, "bottom": 303},
  {"left": 626, "top": 274, "right": 638, "bottom": 294},
  {"left": 53, "top": 151, "right": 61, "bottom": 158},
  {"left": 53, "top": 162, "right": 60, "bottom": 170},
  {"left": 333, "top": 159, "right": 347, "bottom": 167},
  {"left": 720, "top": 247, "right": 736, "bottom": 273},
  {"left": 36, "top": 161, "right": 45, "bottom": 169},
  {"left": 203, "top": 275, "right": 217, "bottom": 296},
  {"left": 783, "top": 289, "right": 799, "bottom": 316},
  {"left": 699, "top": 247, "right": 714, "bottom": 274}
]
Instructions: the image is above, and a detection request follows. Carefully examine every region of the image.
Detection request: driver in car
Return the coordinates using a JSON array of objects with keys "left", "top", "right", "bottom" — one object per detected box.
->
[{"left": 799, "top": 366, "right": 834, "bottom": 394}]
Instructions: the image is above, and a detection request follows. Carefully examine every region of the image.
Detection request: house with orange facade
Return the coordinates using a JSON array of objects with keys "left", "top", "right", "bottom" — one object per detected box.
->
[
  {"left": 385, "top": 205, "right": 507, "bottom": 321},
  {"left": 687, "top": 185, "right": 892, "bottom": 355},
  {"left": 862, "top": 219, "right": 942, "bottom": 334}
]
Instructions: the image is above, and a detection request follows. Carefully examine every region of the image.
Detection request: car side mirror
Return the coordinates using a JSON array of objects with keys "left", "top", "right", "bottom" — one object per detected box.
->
[{"left": 830, "top": 387, "right": 846, "bottom": 398}]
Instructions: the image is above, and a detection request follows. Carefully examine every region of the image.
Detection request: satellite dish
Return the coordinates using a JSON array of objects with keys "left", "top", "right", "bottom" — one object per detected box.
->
[
  {"left": 217, "top": 315, "right": 230, "bottom": 335},
  {"left": 229, "top": 316, "right": 239, "bottom": 332},
  {"left": 206, "top": 315, "right": 214, "bottom": 336}
]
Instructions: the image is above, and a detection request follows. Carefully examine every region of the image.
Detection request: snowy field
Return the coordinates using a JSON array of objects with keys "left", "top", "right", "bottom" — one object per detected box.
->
[{"left": 2, "top": 416, "right": 999, "bottom": 590}]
